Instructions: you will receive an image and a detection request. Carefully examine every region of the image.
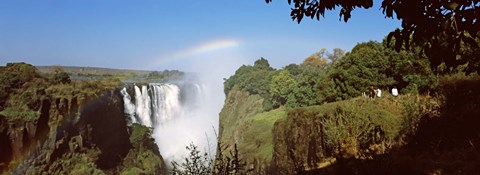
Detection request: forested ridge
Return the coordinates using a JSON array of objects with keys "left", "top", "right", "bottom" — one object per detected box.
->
[
  {"left": 218, "top": 36, "right": 480, "bottom": 174},
  {"left": 224, "top": 39, "right": 439, "bottom": 110}
]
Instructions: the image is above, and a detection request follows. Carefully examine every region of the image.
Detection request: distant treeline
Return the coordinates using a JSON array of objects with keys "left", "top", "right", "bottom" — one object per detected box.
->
[{"left": 36, "top": 65, "right": 185, "bottom": 82}]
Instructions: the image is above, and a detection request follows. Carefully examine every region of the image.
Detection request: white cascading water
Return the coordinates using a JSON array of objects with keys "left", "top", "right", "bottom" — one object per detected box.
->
[
  {"left": 151, "top": 84, "right": 181, "bottom": 125},
  {"left": 123, "top": 84, "right": 182, "bottom": 127},
  {"left": 120, "top": 83, "right": 214, "bottom": 161},
  {"left": 134, "top": 85, "right": 153, "bottom": 127},
  {"left": 120, "top": 88, "right": 137, "bottom": 123}
]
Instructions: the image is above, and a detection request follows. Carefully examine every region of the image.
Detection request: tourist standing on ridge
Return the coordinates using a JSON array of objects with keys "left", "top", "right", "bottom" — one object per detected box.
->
[
  {"left": 392, "top": 87, "right": 398, "bottom": 97},
  {"left": 369, "top": 86, "right": 376, "bottom": 98}
]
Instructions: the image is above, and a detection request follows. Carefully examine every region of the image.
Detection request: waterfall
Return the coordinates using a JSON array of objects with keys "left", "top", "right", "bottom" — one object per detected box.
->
[
  {"left": 150, "top": 84, "right": 181, "bottom": 125},
  {"left": 123, "top": 83, "right": 182, "bottom": 127},
  {"left": 120, "top": 82, "right": 218, "bottom": 161},
  {"left": 120, "top": 87, "right": 137, "bottom": 123}
]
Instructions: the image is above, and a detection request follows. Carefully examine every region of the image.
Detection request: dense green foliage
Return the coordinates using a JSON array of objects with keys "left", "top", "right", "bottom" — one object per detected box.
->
[
  {"left": 223, "top": 58, "right": 277, "bottom": 110},
  {"left": 224, "top": 51, "right": 334, "bottom": 109},
  {"left": 330, "top": 41, "right": 394, "bottom": 99},
  {"left": 224, "top": 39, "right": 437, "bottom": 109},
  {"left": 0, "top": 63, "right": 41, "bottom": 110},
  {"left": 329, "top": 41, "right": 437, "bottom": 100},
  {"left": 224, "top": 57, "right": 275, "bottom": 96},
  {"left": 265, "top": 0, "right": 480, "bottom": 74},
  {"left": 270, "top": 70, "right": 296, "bottom": 106},
  {"left": 52, "top": 71, "right": 71, "bottom": 84},
  {"left": 122, "top": 124, "right": 164, "bottom": 174},
  {"left": 0, "top": 107, "right": 39, "bottom": 123}
]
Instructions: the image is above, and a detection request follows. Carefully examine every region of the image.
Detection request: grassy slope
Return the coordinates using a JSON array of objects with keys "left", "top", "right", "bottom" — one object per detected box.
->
[
  {"left": 239, "top": 107, "right": 287, "bottom": 163},
  {"left": 299, "top": 94, "right": 407, "bottom": 141},
  {"left": 226, "top": 89, "right": 424, "bottom": 170},
  {"left": 225, "top": 90, "right": 411, "bottom": 167}
]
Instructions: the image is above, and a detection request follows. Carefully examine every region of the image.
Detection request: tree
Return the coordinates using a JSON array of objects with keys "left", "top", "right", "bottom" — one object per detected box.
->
[
  {"left": 328, "top": 41, "right": 395, "bottom": 100},
  {"left": 265, "top": 0, "right": 480, "bottom": 74},
  {"left": 171, "top": 142, "right": 247, "bottom": 175},
  {"left": 0, "top": 63, "right": 41, "bottom": 109},
  {"left": 223, "top": 63, "right": 275, "bottom": 97},
  {"left": 147, "top": 71, "right": 164, "bottom": 80},
  {"left": 223, "top": 58, "right": 276, "bottom": 110},
  {"left": 214, "top": 143, "right": 247, "bottom": 175},
  {"left": 52, "top": 67, "right": 71, "bottom": 84},
  {"left": 254, "top": 57, "right": 274, "bottom": 71},
  {"left": 324, "top": 40, "right": 437, "bottom": 101},
  {"left": 171, "top": 143, "right": 212, "bottom": 175},
  {"left": 270, "top": 70, "right": 297, "bottom": 106},
  {"left": 288, "top": 61, "right": 330, "bottom": 107},
  {"left": 302, "top": 49, "right": 329, "bottom": 70},
  {"left": 328, "top": 48, "right": 345, "bottom": 63},
  {"left": 382, "top": 38, "right": 438, "bottom": 93},
  {"left": 283, "top": 64, "right": 302, "bottom": 76}
]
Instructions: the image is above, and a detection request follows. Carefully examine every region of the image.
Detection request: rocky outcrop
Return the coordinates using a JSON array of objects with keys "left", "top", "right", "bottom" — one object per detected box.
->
[
  {"left": 1, "top": 88, "right": 166, "bottom": 174},
  {"left": 0, "top": 63, "right": 167, "bottom": 174},
  {"left": 271, "top": 98, "right": 406, "bottom": 174},
  {"left": 218, "top": 88, "right": 264, "bottom": 147},
  {"left": 271, "top": 109, "right": 328, "bottom": 175},
  {"left": 0, "top": 120, "right": 13, "bottom": 170}
]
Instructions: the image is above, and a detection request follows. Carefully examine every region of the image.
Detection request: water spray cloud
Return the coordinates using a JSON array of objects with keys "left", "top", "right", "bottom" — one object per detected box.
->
[{"left": 123, "top": 38, "right": 248, "bottom": 162}]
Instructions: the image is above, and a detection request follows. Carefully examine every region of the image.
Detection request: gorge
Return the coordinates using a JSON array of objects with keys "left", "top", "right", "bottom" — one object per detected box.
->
[
  {"left": 0, "top": 64, "right": 223, "bottom": 174},
  {"left": 1, "top": 54, "right": 479, "bottom": 175}
]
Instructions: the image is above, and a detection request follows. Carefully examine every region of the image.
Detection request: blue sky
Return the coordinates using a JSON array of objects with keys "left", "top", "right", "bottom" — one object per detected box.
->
[{"left": 0, "top": 0, "right": 400, "bottom": 72}]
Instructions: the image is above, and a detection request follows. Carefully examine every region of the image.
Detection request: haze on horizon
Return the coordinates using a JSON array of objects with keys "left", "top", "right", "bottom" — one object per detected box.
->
[{"left": 0, "top": 0, "right": 400, "bottom": 75}]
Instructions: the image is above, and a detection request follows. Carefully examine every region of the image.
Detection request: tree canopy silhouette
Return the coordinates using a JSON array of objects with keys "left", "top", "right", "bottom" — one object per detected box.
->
[{"left": 265, "top": 0, "right": 480, "bottom": 74}]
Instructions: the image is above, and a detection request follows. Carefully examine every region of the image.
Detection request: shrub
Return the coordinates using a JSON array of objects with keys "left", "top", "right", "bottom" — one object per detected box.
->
[
  {"left": 0, "top": 107, "right": 39, "bottom": 123},
  {"left": 171, "top": 143, "right": 212, "bottom": 175}
]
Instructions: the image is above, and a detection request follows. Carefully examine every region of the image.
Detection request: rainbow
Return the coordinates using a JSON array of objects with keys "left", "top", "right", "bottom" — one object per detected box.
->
[{"left": 151, "top": 38, "right": 241, "bottom": 67}]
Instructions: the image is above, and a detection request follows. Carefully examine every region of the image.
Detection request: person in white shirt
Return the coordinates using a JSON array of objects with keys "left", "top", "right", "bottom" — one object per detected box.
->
[
  {"left": 376, "top": 88, "right": 382, "bottom": 97},
  {"left": 392, "top": 87, "right": 398, "bottom": 97}
]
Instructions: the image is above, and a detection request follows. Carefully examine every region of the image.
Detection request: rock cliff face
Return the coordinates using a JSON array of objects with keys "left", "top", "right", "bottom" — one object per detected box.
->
[
  {"left": 271, "top": 110, "right": 327, "bottom": 175},
  {"left": 0, "top": 99, "right": 53, "bottom": 171},
  {"left": 218, "top": 88, "right": 329, "bottom": 174},
  {"left": 218, "top": 88, "right": 264, "bottom": 147},
  {"left": 0, "top": 88, "right": 166, "bottom": 174},
  {"left": 218, "top": 88, "right": 286, "bottom": 173},
  {"left": 0, "top": 63, "right": 176, "bottom": 174}
]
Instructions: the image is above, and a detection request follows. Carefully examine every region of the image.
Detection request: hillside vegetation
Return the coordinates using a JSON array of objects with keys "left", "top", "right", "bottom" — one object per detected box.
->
[
  {"left": 272, "top": 95, "right": 424, "bottom": 174},
  {"left": 219, "top": 37, "right": 480, "bottom": 174},
  {"left": 0, "top": 63, "right": 166, "bottom": 174}
]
